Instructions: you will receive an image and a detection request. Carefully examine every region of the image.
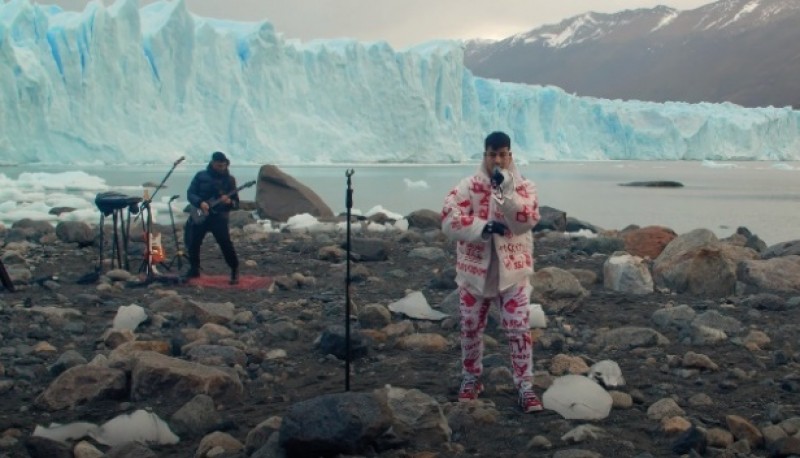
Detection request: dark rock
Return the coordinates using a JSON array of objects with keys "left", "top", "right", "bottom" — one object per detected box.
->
[
  {"left": 565, "top": 216, "right": 602, "bottom": 233},
  {"left": 23, "top": 436, "right": 72, "bottom": 458},
  {"left": 428, "top": 266, "right": 457, "bottom": 290},
  {"left": 671, "top": 425, "right": 707, "bottom": 454},
  {"left": 279, "top": 392, "right": 391, "bottom": 457},
  {"left": 48, "top": 206, "right": 76, "bottom": 216},
  {"left": 105, "top": 441, "right": 158, "bottom": 458},
  {"left": 535, "top": 206, "right": 567, "bottom": 232},
  {"left": 762, "top": 240, "right": 800, "bottom": 259},
  {"left": 405, "top": 209, "right": 440, "bottom": 230},
  {"left": 341, "top": 238, "right": 389, "bottom": 262},
  {"left": 318, "top": 325, "right": 368, "bottom": 360},
  {"left": 55, "top": 221, "right": 95, "bottom": 246},
  {"left": 741, "top": 293, "right": 787, "bottom": 311},
  {"left": 620, "top": 181, "right": 684, "bottom": 187},
  {"left": 571, "top": 237, "right": 625, "bottom": 255}
]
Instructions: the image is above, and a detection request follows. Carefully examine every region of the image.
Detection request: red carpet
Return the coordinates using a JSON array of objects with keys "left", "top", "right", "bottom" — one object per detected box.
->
[{"left": 185, "top": 274, "right": 273, "bottom": 290}]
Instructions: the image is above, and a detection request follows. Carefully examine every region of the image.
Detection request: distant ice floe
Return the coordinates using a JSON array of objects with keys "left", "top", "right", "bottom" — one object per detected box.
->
[
  {"left": 701, "top": 160, "right": 739, "bottom": 169},
  {"left": 0, "top": 171, "right": 188, "bottom": 227},
  {"left": 770, "top": 162, "right": 795, "bottom": 171},
  {"left": 403, "top": 177, "right": 430, "bottom": 189}
]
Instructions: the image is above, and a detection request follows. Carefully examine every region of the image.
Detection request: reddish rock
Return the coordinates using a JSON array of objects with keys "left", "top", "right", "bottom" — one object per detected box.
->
[{"left": 623, "top": 226, "right": 678, "bottom": 259}]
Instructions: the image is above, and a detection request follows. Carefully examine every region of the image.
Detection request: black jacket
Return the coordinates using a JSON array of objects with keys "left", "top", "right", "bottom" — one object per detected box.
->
[{"left": 187, "top": 163, "right": 239, "bottom": 214}]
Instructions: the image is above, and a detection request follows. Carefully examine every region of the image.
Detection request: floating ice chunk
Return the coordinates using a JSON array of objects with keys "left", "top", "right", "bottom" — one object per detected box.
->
[
  {"left": 90, "top": 410, "right": 179, "bottom": 446},
  {"left": 112, "top": 304, "right": 148, "bottom": 331},
  {"left": 392, "top": 218, "right": 409, "bottom": 231},
  {"left": 529, "top": 303, "right": 547, "bottom": 328},
  {"left": 542, "top": 374, "right": 613, "bottom": 420},
  {"left": 282, "top": 213, "right": 336, "bottom": 232},
  {"left": 365, "top": 205, "right": 403, "bottom": 220},
  {"left": 701, "top": 160, "right": 738, "bottom": 169},
  {"left": 388, "top": 291, "right": 448, "bottom": 321},
  {"left": 32, "top": 422, "right": 98, "bottom": 443},
  {"left": 403, "top": 177, "right": 429, "bottom": 189},
  {"left": 588, "top": 360, "right": 626, "bottom": 388}
]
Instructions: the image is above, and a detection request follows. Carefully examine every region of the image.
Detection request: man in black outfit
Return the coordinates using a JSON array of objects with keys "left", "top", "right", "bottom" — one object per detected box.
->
[{"left": 185, "top": 151, "right": 240, "bottom": 284}]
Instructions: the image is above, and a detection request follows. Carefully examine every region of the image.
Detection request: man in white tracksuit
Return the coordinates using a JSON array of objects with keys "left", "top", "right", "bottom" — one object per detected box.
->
[{"left": 441, "top": 131, "right": 542, "bottom": 413}]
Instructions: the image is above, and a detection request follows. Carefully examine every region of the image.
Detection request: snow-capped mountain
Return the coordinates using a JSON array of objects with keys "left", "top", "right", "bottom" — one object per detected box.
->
[{"left": 464, "top": 0, "right": 800, "bottom": 108}]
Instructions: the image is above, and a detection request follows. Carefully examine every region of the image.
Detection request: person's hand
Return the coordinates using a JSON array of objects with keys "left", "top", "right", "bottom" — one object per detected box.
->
[
  {"left": 482, "top": 221, "right": 509, "bottom": 236},
  {"left": 220, "top": 195, "right": 232, "bottom": 205},
  {"left": 200, "top": 201, "right": 210, "bottom": 214}
]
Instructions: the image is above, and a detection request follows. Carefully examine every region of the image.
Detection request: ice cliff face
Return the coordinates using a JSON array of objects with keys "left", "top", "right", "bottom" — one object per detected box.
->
[{"left": 1, "top": 0, "right": 798, "bottom": 165}]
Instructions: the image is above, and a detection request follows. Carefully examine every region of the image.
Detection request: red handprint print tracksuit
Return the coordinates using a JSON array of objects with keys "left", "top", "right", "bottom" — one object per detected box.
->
[{"left": 441, "top": 164, "right": 540, "bottom": 387}]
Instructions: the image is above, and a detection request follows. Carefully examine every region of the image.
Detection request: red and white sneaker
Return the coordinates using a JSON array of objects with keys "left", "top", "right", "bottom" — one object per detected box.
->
[
  {"left": 458, "top": 376, "right": 484, "bottom": 402},
  {"left": 518, "top": 381, "right": 543, "bottom": 413}
]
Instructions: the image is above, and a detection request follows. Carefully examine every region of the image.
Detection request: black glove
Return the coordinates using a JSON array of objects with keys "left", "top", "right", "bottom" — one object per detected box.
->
[
  {"left": 491, "top": 167, "right": 505, "bottom": 187},
  {"left": 482, "top": 221, "right": 509, "bottom": 236}
]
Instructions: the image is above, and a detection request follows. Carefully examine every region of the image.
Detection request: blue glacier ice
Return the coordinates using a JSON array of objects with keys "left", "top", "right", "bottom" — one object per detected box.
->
[{"left": 1, "top": 0, "right": 799, "bottom": 165}]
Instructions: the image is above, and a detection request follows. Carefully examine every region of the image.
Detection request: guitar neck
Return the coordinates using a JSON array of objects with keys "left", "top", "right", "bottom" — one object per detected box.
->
[{"left": 206, "top": 181, "right": 255, "bottom": 207}]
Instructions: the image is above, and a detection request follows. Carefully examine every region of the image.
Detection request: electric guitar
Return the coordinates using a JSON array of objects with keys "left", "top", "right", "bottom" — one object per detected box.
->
[{"left": 189, "top": 180, "right": 256, "bottom": 225}]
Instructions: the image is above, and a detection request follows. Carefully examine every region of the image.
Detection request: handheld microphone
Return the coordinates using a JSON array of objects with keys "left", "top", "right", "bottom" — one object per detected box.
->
[
  {"left": 174, "top": 156, "right": 186, "bottom": 166},
  {"left": 491, "top": 166, "right": 504, "bottom": 188}
]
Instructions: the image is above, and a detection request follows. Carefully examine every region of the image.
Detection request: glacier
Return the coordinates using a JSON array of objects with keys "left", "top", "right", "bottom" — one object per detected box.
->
[{"left": 1, "top": 0, "right": 799, "bottom": 165}]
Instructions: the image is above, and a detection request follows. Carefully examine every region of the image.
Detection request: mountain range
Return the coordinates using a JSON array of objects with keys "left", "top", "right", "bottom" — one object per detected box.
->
[{"left": 463, "top": 0, "right": 800, "bottom": 108}]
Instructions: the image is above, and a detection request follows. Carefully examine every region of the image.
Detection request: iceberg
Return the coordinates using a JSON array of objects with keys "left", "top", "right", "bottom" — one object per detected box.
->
[{"left": 1, "top": 0, "right": 798, "bottom": 165}]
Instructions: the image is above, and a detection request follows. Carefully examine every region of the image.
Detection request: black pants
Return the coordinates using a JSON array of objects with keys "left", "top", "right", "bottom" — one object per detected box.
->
[{"left": 185, "top": 215, "right": 238, "bottom": 271}]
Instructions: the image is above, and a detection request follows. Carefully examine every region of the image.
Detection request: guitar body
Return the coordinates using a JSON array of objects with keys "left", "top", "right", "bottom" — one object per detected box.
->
[
  {"left": 188, "top": 206, "right": 208, "bottom": 225},
  {"left": 187, "top": 180, "right": 256, "bottom": 226}
]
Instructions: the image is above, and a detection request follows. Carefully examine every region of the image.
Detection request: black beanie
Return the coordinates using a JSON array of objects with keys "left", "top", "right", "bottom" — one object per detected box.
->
[{"left": 211, "top": 151, "right": 229, "bottom": 164}]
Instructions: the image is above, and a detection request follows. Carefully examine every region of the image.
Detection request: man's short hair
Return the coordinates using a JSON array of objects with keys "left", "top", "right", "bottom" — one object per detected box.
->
[{"left": 485, "top": 131, "right": 511, "bottom": 150}]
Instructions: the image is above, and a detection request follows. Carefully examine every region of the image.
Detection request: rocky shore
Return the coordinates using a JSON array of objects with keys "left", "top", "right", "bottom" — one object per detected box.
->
[{"left": 0, "top": 204, "right": 799, "bottom": 458}]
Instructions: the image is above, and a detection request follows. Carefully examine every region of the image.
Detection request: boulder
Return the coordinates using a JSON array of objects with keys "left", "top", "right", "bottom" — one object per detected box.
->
[
  {"left": 255, "top": 165, "right": 334, "bottom": 222},
  {"left": 622, "top": 226, "right": 677, "bottom": 259},
  {"left": 405, "top": 209, "right": 440, "bottom": 230},
  {"left": 535, "top": 206, "right": 567, "bottom": 232}
]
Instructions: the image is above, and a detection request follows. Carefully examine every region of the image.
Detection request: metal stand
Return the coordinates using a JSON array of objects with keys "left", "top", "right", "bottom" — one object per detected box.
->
[
  {"left": 134, "top": 156, "right": 184, "bottom": 284},
  {"left": 94, "top": 192, "right": 142, "bottom": 277},
  {"left": 344, "top": 168, "right": 355, "bottom": 392},
  {"left": 166, "top": 195, "right": 189, "bottom": 271},
  {"left": 0, "top": 259, "right": 14, "bottom": 292},
  {"left": 138, "top": 197, "right": 169, "bottom": 277}
]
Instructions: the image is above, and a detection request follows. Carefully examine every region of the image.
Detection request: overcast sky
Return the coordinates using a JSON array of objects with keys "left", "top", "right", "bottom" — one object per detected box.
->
[{"left": 46, "top": 0, "right": 714, "bottom": 48}]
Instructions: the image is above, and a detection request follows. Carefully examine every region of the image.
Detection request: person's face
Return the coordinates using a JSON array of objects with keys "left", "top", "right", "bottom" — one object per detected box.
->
[
  {"left": 211, "top": 160, "right": 228, "bottom": 173},
  {"left": 484, "top": 146, "right": 512, "bottom": 175}
]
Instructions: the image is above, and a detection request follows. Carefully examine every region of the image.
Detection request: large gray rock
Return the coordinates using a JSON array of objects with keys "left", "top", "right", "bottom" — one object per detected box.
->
[
  {"left": 405, "top": 209, "right": 440, "bottom": 230},
  {"left": 761, "top": 240, "right": 800, "bottom": 259},
  {"left": 374, "top": 386, "right": 451, "bottom": 448},
  {"left": 653, "top": 230, "right": 759, "bottom": 296},
  {"left": 130, "top": 351, "right": 243, "bottom": 405},
  {"left": 256, "top": 165, "right": 334, "bottom": 222},
  {"left": 35, "top": 365, "right": 127, "bottom": 411},
  {"left": 279, "top": 392, "right": 392, "bottom": 456},
  {"left": 738, "top": 256, "right": 800, "bottom": 292},
  {"left": 535, "top": 206, "right": 567, "bottom": 232}
]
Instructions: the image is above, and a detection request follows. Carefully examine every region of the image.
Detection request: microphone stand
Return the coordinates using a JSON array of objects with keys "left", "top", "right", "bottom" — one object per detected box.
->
[
  {"left": 344, "top": 168, "right": 354, "bottom": 392},
  {"left": 0, "top": 258, "right": 15, "bottom": 293},
  {"left": 136, "top": 156, "right": 185, "bottom": 283}
]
